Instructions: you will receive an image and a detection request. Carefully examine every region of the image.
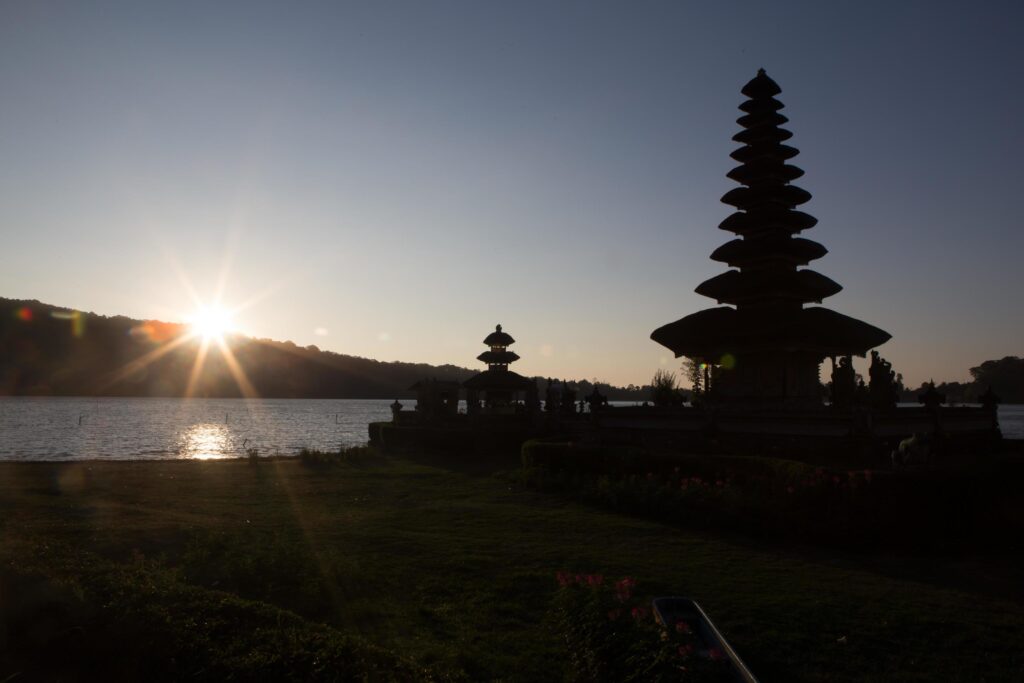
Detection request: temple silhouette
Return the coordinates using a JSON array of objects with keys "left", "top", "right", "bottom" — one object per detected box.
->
[
  {"left": 651, "top": 69, "right": 891, "bottom": 408},
  {"left": 463, "top": 325, "right": 537, "bottom": 414},
  {"left": 376, "top": 70, "right": 1000, "bottom": 460}
]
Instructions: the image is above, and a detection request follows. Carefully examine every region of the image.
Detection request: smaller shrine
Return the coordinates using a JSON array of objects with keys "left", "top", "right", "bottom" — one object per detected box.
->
[
  {"left": 463, "top": 325, "right": 537, "bottom": 414},
  {"left": 373, "top": 323, "right": 548, "bottom": 451}
]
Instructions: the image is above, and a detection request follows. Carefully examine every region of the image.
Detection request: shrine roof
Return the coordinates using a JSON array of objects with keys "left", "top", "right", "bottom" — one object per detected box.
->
[
  {"left": 483, "top": 324, "right": 515, "bottom": 347},
  {"left": 477, "top": 350, "right": 521, "bottom": 364},
  {"left": 463, "top": 369, "right": 535, "bottom": 391},
  {"left": 710, "top": 237, "right": 827, "bottom": 267},
  {"left": 651, "top": 306, "right": 891, "bottom": 359},
  {"left": 695, "top": 269, "right": 842, "bottom": 306}
]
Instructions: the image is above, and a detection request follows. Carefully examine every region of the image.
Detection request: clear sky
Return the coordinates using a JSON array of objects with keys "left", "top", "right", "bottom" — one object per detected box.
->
[{"left": 1, "top": 1, "right": 1021, "bottom": 388}]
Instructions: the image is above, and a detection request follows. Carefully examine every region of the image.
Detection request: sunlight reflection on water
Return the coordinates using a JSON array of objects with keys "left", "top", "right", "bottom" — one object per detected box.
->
[{"left": 180, "top": 423, "right": 232, "bottom": 460}]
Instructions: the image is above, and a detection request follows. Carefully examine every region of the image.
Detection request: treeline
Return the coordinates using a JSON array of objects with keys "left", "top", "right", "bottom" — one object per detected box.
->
[
  {"left": 0, "top": 298, "right": 646, "bottom": 400},
  {"left": 897, "top": 356, "right": 1024, "bottom": 404},
  {"left": 551, "top": 379, "right": 650, "bottom": 402}
]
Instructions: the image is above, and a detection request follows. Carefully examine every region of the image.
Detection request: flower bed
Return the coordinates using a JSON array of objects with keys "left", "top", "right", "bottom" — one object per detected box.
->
[{"left": 551, "top": 572, "right": 734, "bottom": 682}]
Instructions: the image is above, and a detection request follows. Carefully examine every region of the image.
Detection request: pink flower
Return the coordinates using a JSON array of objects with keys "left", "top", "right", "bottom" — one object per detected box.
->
[
  {"left": 675, "top": 620, "right": 692, "bottom": 634},
  {"left": 614, "top": 576, "right": 637, "bottom": 602},
  {"left": 631, "top": 606, "right": 649, "bottom": 621},
  {"left": 786, "top": 486, "right": 795, "bottom": 494},
  {"left": 608, "top": 609, "right": 622, "bottom": 621},
  {"left": 586, "top": 574, "right": 604, "bottom": 587},
  {"left": 716, "top": 479, "right": 724, "bottom": 487},
  {"left": 708, "top": 647, "right": 724, "bottom": 661},
  {"left": 864, "top": 470, "right": 872, "bottom": 483},
  {"left": 832, "top": 475, "right": 840, "bottom": 485},
  {"left": 556, "top": 571, "right": 572, "bottom": 587}
]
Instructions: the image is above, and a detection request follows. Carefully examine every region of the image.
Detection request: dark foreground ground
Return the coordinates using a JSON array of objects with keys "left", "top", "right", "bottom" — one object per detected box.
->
[{"left": 1, "top": 452, "right": 1022, "bottom": 681}]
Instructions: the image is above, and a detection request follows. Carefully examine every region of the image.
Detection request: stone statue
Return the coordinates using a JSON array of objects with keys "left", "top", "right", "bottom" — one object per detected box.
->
[
  {"left": 544, "top": 378, "right": 558, "bottom": 413},
  {"left": 466, "top": 388, "right": 480, "bottom": 415},
  {"left": 918, "top": 382, "right": 945, "bottom": 411},
  {"left": 979, "top": 386, "right": 1000, "bottom": 412},
  {"left": 560, "top": 381, "right": 577, "bottom": 416},
  {"left": 830, "top": 355, "right": 856, "bottom": 409},
  {"left": 586, "top": 387, "right": 608, "bottom": 413},
  {"left": 868, "top": 350, "right": 898, "bottom": 411}
]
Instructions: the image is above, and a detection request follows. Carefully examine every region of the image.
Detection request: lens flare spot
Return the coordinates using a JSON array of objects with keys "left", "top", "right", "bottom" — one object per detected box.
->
[
  {"left": 15, "top": 306, "right": 32, "bottom": 321},
  {"left": 51, "top": 310, "right": 85, "bottom": 337},
  {"left": 130, "top": 321, "right": 178, "bottom": 344},
  {"left": 720, "top": 353, "right": 736, "bottom": 370}
]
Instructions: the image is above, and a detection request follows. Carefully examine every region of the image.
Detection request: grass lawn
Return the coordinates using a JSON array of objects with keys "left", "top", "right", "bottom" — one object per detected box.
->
[{"left": 1, "top": 452, "right": 1022, "bottom": 681}]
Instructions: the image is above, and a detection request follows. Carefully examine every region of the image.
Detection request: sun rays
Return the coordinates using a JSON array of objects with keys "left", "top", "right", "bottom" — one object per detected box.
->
[{"left": 100, "top": 233, "right": 282, "bottom": 402}]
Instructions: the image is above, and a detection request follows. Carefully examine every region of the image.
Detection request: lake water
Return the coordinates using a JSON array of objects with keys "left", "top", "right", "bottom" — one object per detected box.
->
[
  {"left": 1000, "top": 404, "right": 1024, "bottom": 439},
  {"left": 0, "top": 397, "right": 394, "bottom": 461},
  {"left": 0, "top": 397, "right": 1021, "bottom": 461}
]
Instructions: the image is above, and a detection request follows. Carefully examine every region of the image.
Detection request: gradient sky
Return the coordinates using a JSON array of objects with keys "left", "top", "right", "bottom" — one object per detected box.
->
[{"left": 1, "top": 1, "right": 1021, "bottom": 387}]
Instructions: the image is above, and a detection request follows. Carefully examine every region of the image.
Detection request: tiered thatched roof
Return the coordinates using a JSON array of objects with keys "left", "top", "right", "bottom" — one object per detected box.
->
[{"left": 652, "top": 69, "right": 890, "bottom": 360}]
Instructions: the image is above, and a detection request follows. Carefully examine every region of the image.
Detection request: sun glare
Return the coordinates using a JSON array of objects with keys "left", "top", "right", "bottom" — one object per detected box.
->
[{"left": 190, "top": 305, "right": 233, "bottom": 341}]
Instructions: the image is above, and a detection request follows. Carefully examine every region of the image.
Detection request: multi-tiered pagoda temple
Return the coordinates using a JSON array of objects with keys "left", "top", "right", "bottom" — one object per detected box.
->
[
  {"left": 652, "top": 70, "right": 890, "bottom": 407},
  {"left": 463, "top": 324, "right": 535, "bottom": 413}
]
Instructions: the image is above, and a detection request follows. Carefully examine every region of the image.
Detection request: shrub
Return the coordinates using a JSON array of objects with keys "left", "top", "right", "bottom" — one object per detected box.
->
[
  {"left": 521, "top": 441, "right": 1024, "bottom": 551},
  {"left": 298, "top": 445, "right": 378, "bottom": 468},
  {"left": 650, "top": 369, "right": 687, "bottom": 407}
]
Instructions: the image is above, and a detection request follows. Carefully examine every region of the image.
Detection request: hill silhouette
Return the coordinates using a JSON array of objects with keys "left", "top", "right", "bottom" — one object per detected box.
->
[{"left": 0, "top": 298, "right": 645, "bottom": 400}]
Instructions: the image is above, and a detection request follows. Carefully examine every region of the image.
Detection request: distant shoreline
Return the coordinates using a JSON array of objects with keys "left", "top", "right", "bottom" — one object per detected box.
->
[{"left": 4, "top": 395, "right": 1023, "bottom": 406}]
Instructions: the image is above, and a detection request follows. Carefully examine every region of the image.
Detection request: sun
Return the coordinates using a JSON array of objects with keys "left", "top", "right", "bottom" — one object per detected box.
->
[{"left": 190, "top": 305, "right": 233, "bottom": 341}]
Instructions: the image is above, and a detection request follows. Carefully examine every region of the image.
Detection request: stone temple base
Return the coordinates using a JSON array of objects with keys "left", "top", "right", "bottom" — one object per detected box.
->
[{"left": 579, "top": 404, "right": 1000, "bottom": 462}]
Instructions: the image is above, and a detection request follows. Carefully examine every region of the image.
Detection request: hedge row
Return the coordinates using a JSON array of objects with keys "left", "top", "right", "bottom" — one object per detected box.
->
[{"left": 521, "top": 440, "right": 1024, "bottom": 552}]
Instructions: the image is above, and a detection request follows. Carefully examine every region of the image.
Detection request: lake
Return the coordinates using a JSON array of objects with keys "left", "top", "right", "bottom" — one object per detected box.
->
[
  {"left": 0, "top": 397, "right": 1021, "bottom": 461},
  {"left": 0, "top": 397, "right": 393, "bottom": 461}
]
